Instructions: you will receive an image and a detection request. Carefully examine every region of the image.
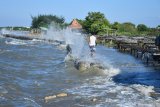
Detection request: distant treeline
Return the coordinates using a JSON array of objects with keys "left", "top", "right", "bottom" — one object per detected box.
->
[
  {"left": 31, "top": 15, "right": 69, "bottom": 29},
  {"left": 1, "top": 12, "right": 160, "bottom": 36},
  {"left": 30, "top": 12, "right": 160, "bottom": 36},
  {"left": 77, "top": 12, "right": 160, "bottom": 36}
]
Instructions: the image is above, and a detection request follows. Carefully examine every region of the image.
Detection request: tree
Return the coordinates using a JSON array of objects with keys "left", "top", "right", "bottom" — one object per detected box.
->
[
  {"left": 111, "top": 22, "right": 120, "bottom": 30},
  {"left": 137, "top": 24, "right": 148, "bottom": 32},
  {"left": 119, "top": 22, "right": 136, "bottom": 34},
  {"left": 83, "top": 12, "right": 110, "bottom": 35},
  {"left": 75, "top": 19, "right": 84, "bottom": 26},
  {"left": 31, "top": 15, "right": 65, "bottom": 28}
]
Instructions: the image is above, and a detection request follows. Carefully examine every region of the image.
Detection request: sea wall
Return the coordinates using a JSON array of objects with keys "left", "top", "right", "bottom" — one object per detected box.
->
[{"left": 97, "top": 36, "right": 160, "bottom": 67}]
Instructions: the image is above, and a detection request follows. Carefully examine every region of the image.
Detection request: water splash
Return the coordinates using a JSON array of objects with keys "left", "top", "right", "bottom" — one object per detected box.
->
[
  {"left": 40, "top": 23, "right": 121, "bottom": 78},
  {"left": 5, "top": 39, "right": 28, "bottom": 45},
  {"left": 41, "top": 23, "right": 90, "bottom": 60}
]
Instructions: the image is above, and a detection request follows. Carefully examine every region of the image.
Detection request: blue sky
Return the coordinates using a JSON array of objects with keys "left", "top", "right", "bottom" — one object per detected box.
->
[{"left": 0, "top": 0, "right": 160, "bottom": 27}]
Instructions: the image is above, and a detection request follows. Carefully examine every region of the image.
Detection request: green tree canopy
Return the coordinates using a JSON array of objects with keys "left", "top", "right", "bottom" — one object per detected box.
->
[
  {"left": 137, "top": 24, "right": 148, "bottom": 32},
  {"left": 83, "top": 12, "right": 110, "bottom": 35},
  {"left": 31, "top": 14, "right": 65, "bottom": 28},
  {"left": 111, "top": 22, "right": 120, "bottom": 30},
  {"left": 119, "top": 22, "right": 136, "bottom": 33},
  {"left": 75, "top": 19, "right": 84, "bottom": 26}
]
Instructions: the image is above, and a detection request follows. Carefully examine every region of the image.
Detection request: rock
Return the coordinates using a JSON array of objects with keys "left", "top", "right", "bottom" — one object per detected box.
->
[
  {"left": 65, "top": 56, "right": 105, "bottom": 73},
  {"left": 56, "top": 93, "right": 68, "bottom": 97},
  {"left": 90, "top": 62, "right": 104, "bottom": 70},
  {"left": 44, "top": 95, "right": 56, "bottom": 103},
  {"left": 76, "top": 61, "right": 90, "bottom": 71},
  {"left": 75, "top": 60, "right": 105, "bottom": 73}
]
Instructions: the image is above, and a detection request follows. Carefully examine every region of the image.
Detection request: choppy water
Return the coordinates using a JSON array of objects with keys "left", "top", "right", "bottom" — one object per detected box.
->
[{"left": 0, "top": 35, "right": 160, "bottom": 107}]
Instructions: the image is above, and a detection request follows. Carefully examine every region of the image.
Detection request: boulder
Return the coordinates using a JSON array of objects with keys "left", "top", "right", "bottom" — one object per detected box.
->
[
  {"left": 44, "top": 95, "right": 56, "bottom": 103},
  {"left": 56, "top": 93, "right": 68, "bottom": 97},
  {"left": 44, "top": 92, "right": 68, "bottom": 103},
  {"left": 76, "top": 61, "right": 90, "bottom": 71},
  {"left": 74, "top": 60, "right": 105, "bottom": 73}
]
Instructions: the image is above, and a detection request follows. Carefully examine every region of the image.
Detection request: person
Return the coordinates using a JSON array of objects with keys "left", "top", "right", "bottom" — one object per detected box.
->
[
  {"left": 89, "top": 35, "right": 96, "bottom": 56},
  {"left": 66, "top": 44, "right": 72, "bottom": 55},
  {"left": 155, "top": 34, "right": 160, "bottom": 50}
]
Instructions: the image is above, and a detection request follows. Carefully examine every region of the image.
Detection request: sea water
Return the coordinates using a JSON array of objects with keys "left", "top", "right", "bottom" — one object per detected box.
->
[{"left": 0, "top": 29, "right": 160, "bottom": 107}]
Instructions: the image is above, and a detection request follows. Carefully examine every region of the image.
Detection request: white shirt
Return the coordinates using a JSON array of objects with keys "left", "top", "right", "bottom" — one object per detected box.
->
[{"left": 89, "top": 35, "right": 96, "bottom": 46}]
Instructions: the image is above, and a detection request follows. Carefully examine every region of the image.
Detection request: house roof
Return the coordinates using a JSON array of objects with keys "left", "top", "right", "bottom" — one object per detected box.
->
[{"left": 69, "top": 19, "right": 82, "bottom": 29}]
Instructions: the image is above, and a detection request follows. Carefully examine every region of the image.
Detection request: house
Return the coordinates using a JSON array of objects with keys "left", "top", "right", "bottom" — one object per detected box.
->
[{"left": 69, "top": 19, "right": 82, "bottom": 32}]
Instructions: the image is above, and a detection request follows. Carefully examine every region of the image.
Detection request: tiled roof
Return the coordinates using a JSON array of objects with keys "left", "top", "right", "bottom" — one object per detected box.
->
[{"left": 69, "top": 19, "right": 82, "bottom": 29}]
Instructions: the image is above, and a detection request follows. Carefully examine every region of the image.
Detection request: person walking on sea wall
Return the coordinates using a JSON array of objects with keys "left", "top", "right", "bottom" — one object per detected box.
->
[{"left": 89, "top": 35, "right": 97, "bottom": 56}]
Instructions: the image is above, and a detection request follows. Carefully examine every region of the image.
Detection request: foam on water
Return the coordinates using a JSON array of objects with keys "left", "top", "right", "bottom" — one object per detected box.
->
[
  {"left": 5, "top": 39, "right": 28, "bottom": 45},
  {"left": 4, "top": 38, "right": 42, "bottom": 47},
  {"left": 15, "top": 97, "right": 41, "bottom": 107},
  {"left": 90, "top": 53, "right": 121, "bottom": 77},
  {"left": 131, "top": 84, "right": 155, "bottom": 96},
  {"left": 103, "top": 66, "right": 120, "bottom": 77},
  {"left": 32, "top": 39, "right": 43, "bottom": 42},
  {"left": 66, "top": 76, "right": 160, "bottom": 107},
  {"left": 0, "top": 49, "right": 12, "bottom": 54},
  {"left": 0, "top": 86, "right": 8, "bottom": 94}
]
